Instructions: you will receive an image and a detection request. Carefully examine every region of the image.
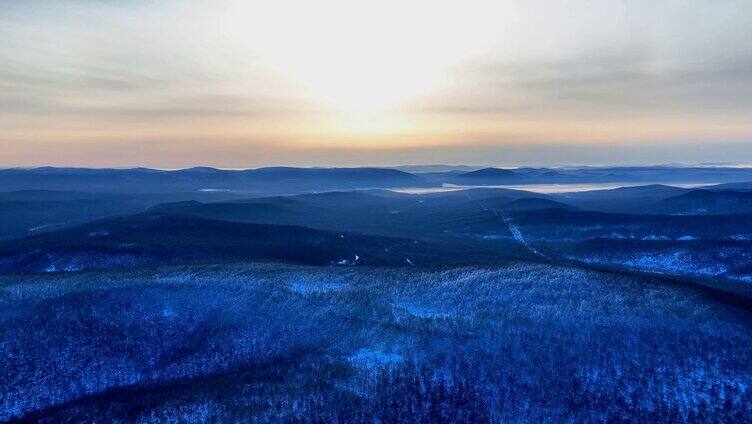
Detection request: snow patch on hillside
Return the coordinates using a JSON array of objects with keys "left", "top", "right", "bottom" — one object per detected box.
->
[
  {"left": 573, "top": 249, "right": 733, "bottom": 278},
  {"left": 348, "top": 348, "right": 403, "bottom": 369}
]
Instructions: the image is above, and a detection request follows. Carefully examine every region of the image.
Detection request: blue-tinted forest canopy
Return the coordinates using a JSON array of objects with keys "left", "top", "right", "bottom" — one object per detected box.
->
[
  {"left": 2, "top": 165, "right": 752, "bottom": 421},
  {"left": 2, "top": 263, "right": 752, "bottom": 422}
]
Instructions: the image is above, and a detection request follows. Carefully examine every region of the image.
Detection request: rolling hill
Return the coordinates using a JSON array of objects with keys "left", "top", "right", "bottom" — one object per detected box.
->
[
  {"left": 0, "top": 190, "right": 252, "bottom": 241},
  {"left": 150, "top": 189, "right": 557, "bottom": 239},
  {"left": 652, "top": 189, "right": 752, "bottom": 215},
  {"left": 0, "top": 213, "right": 426, "bottom": 272},
  {"left": 550, "top": 184, "right": 691, "bottom": 213},
  {"left": 0, "top": 212, "right": 535, "bottom": 273}
]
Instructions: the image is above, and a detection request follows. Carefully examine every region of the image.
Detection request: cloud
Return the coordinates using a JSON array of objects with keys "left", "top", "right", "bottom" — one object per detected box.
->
[
  {"left": 408, "top": 0, "right": 752, "bottom": 118},
  {"left": 1, "top": 0, "right": 752, "bottom": 166}
]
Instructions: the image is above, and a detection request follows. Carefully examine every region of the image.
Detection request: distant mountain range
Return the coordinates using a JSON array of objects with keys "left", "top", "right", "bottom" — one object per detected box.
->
[
  {"left": 449, "top": 168, "right": 528, "bottom": 184},
  {"left": 0, "top": 167, "right": 426, "bottom": 194},
  {"left": 389, "top": 165, "right": 485, "bottom": 173},
  {"left": 447, "top": 166, "right": 752, "bottom": 185},
  {"left": 5, "top": 165, "right": 752, "bottom": 194}
]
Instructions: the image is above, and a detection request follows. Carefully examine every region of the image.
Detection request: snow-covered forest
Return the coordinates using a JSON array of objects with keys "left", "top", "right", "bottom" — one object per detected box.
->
[{"left": 2, "top": 263, "right": 751, "bottom": 422}]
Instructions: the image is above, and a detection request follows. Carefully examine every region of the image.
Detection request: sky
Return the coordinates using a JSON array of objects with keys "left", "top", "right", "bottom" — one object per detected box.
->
[{"left": 1, "top": 0, "right": 752, "bottom": 168}]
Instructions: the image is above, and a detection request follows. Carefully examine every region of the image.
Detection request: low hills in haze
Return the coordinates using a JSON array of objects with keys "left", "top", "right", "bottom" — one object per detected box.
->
[
  {"left": 0, "top": 167, "right": 424, "bottom": 194},
  {"left": 3, "top": 165, "right": 752, "bottom": 292},
  {"left": 3, "top": 177, "right": 752, "bottom": 291},
  {"left": 5, "top": 165, "right": 752, "bottom": 195}
]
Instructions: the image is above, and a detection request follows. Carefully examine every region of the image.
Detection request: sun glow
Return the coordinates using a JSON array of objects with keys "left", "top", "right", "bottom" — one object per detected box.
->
[{"left": 228, "top": 0, "right": 499, "bottom": 113}]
